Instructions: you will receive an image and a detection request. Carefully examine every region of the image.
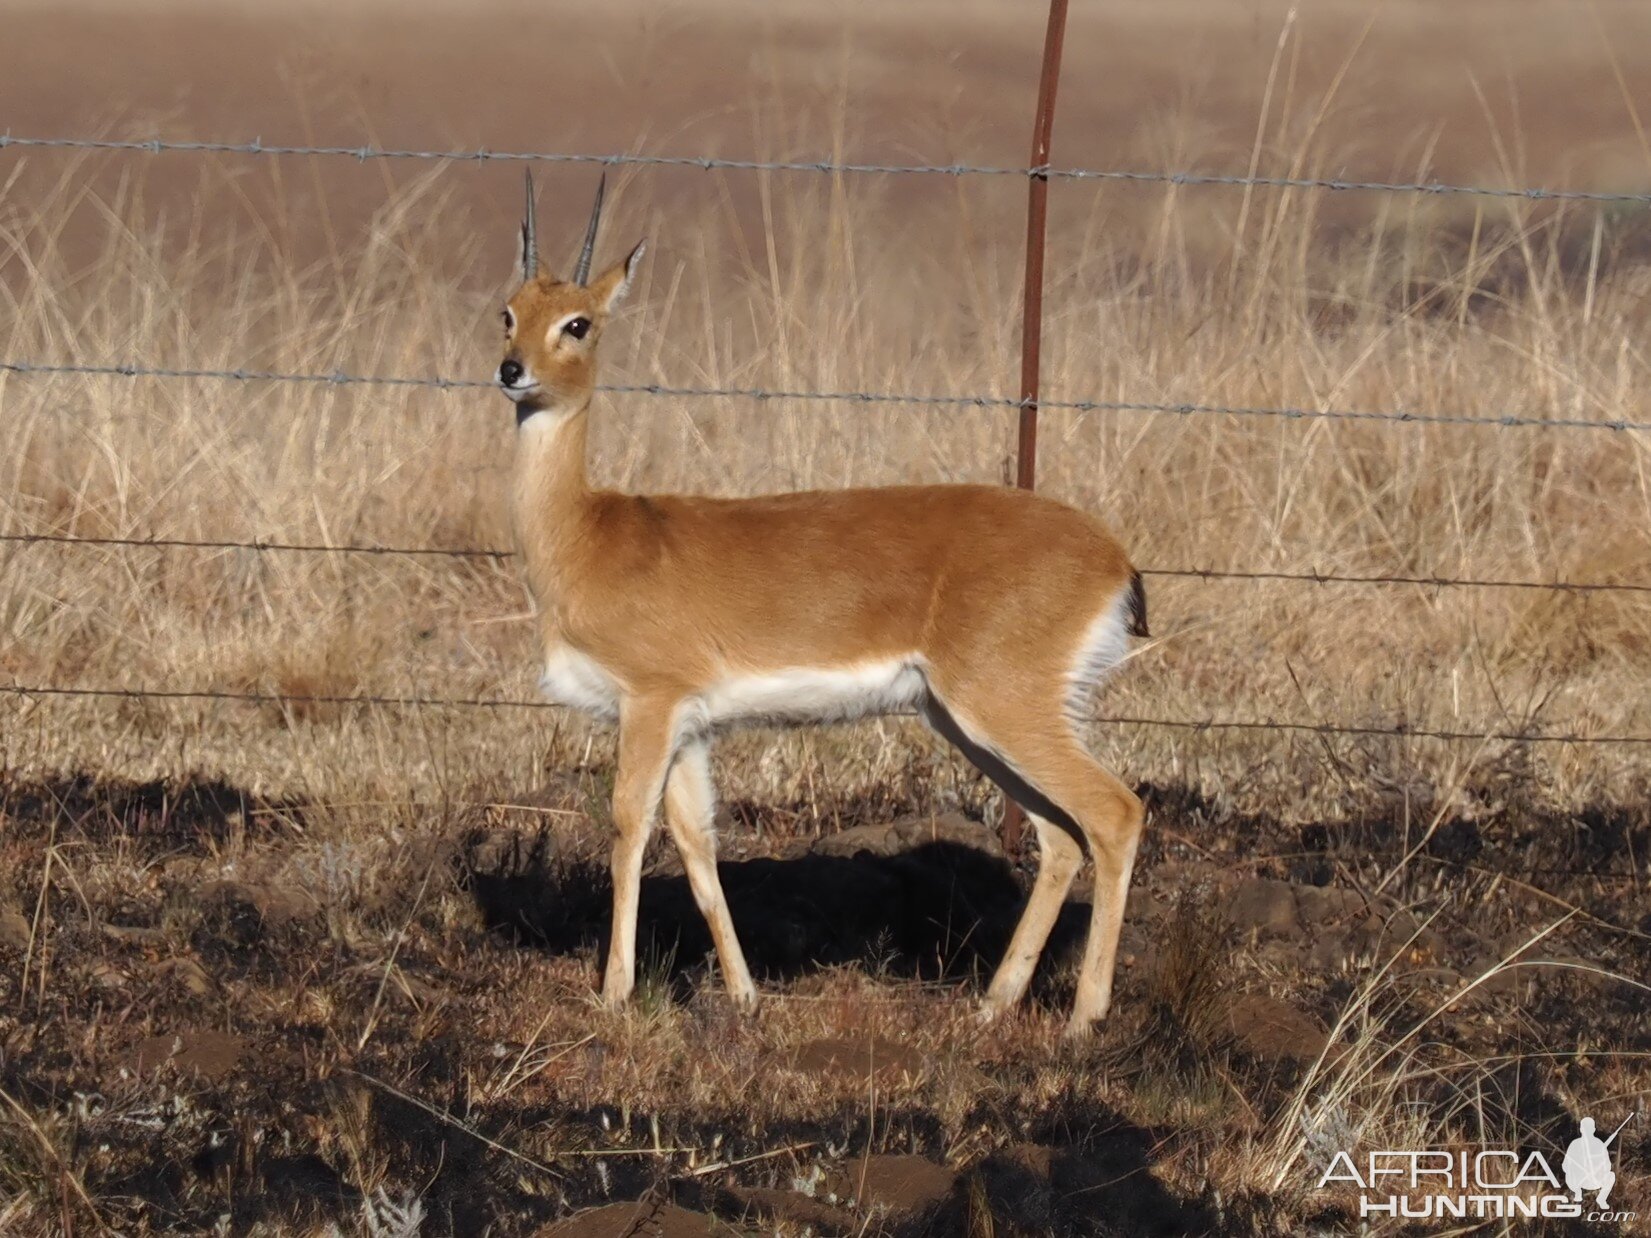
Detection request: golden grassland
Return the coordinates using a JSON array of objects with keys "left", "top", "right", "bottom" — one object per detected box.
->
[
  {"left": 3, "top": 145, "right": 1649, "bottom": 815},
  {"left": 3, "top": 0, "right": 1650, "bottom": 816},
  {"left": 1, "top": 2, "right": 1650, "bottom": 1232}
]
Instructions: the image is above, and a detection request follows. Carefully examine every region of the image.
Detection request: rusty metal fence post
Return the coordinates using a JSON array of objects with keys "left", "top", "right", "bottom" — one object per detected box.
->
[
  {"left": 1000, "top": 0, "right": 1070, "bottom": 858},
  {"left": 1017, "top": 0, "right": 1068, "bottom": 492}
]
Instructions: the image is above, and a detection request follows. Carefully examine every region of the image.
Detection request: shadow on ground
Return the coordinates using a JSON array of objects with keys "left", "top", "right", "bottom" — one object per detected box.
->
[
  {"left": 467, "top": 839, "right": 1090, "bottom": 996},
  {"left": 465, "top": 839, "right": 1237, "bottom": 1233}
]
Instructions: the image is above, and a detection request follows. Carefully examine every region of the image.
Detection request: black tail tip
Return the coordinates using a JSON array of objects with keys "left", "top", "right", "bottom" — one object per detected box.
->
[{"left": 1126, "top": 570, "right": 1150, "bottom": 638}]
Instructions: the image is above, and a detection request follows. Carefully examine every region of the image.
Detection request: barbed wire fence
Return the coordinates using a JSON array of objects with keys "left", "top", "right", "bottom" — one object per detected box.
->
[
  {"left": 1, "top": 129, "right": 1649, "bottom": 748},
  {"left": 6, "top": 132, "right": 1651, "bottom": 203},
  {"left": 5, "top": 358, "right": 1651, "bottom": 432}
]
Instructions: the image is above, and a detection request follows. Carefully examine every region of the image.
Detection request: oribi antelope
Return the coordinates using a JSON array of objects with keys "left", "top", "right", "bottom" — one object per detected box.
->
[{"left": 494, "top": 175, "right": 1149, "bottom": 1035}]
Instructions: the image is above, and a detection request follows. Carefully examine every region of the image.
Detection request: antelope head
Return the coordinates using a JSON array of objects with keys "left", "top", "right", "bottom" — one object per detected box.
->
[{"left": 496, "top": 173, "right": 644, "bottom": 418}]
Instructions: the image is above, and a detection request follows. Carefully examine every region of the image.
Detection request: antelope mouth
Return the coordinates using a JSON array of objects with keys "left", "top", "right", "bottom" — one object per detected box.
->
[{"left": 496, "top": 376, "right": 542, "bottom": 402}]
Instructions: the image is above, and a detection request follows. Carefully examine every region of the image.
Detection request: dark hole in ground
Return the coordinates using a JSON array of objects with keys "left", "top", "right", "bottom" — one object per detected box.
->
[{"left": 467, "top": 841, "right": 1090, "bottom": 998}]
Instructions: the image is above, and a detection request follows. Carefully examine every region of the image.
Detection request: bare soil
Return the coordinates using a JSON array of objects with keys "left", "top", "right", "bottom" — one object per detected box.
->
[{"left": 1, "top": 772, "right": 1646, "bottom": 1234}]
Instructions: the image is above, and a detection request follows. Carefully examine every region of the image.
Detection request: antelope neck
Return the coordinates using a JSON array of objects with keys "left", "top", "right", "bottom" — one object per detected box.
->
[{"left": 510, "top": 401, "right": 596, "bottom": 589}]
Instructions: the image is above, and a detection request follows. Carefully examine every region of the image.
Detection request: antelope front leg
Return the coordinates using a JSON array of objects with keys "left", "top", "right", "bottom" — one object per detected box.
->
[
  {"left": 602, "top": 694, "right": 680, "bottom": 1008},
  {"left": 662, "top": 741, "right": 758, "bottom": 1008}
]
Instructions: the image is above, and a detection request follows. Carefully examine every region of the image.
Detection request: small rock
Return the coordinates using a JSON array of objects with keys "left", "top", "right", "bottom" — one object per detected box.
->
[
  {"left": 1350, "top": 910, "right": 1446, "bottom": 967},
  {"left": 0, "top": 906, "right": 31, "bottom": 952},
  {"left": 90, "top": 962, "right": 129, "bottom": 990},
  {"left": 826, "top": 1154, "right": 956, "bottom": 1217},
  {"left": 789, "top": 1036, "right": 928, "bottom": 1084},
  {"left": 1294, "top": 885, "right": 1364, "bottom": 925},
  {"left": 724, "top": 1186, "right": 851, "bottom": 1233},
  {"left": 130, "top": 1029, "right": 248, "bottom": 1082},
  {"left": 194, "top": 880, "right": 307, "bottom": 948},
  {"left": 1223, "top": 879, "right": 1302, "bottom": 939},
  {"left": 1307, "top": 929, "right": 1353, "bottom": 971},
  {"left": 813, "top": 812, "right": 1000, "bottom": 859},
  {"left": 100, "top": 922, "right": 167, "bottom": 945},
  {"left": 1226, "top": 992, "right": 1330, "bottom": 1063},
  {"left": 1116, "top": 920, "right": 1157, "bottom": 971},
  {"left": 1462, "top": 954, "right": 1524, "bottom": 999},
  {"left": 151, "top": 955, "right": 217, "bottom": 997}
]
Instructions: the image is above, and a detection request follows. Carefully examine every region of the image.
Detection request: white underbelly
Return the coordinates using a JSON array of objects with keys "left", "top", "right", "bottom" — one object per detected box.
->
[
  {"left": 539, "top": 649, "right": 928, "bottom": 732},
  {"left": 538, "top": 646, "right": 623, "bottom": 719},
  {"left": 692, "top": 659, "right": 927, "bottom": 730}
]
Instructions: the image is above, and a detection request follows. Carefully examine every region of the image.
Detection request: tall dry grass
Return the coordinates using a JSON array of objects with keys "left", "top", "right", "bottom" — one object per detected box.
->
[{"left": 1, "top": 113, "right": 1649, "bottom": 823}]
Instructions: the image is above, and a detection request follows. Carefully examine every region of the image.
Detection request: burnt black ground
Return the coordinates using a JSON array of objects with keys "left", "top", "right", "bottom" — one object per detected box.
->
[{"left": 1, "top": 773, "right": 1647, "bottom": 1235}]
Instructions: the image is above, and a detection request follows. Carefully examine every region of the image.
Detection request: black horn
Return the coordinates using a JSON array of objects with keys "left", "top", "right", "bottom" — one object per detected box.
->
[
  {"left": 573, "top": 174, "right": 605, "bottom": 285},
  {"left": 520, "top": 170, "right": 538, "bottom": 280}
]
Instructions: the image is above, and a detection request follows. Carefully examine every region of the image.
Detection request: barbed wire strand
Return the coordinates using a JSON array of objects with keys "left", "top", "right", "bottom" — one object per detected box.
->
[
  {"left": 4, "top": 530, "right": 1648, "bottom": 596},
  {"left": 4, "top": 359, "right": 1647, "bottom": 434},
  {"left": 4, "top": 133, "right": 1650, "bottom": 205},
  {"left": 2, "top": 682, "right": 1645, "bottom": 745},
  {"left": 0, "top": 531, "right": 507, "bottom": 560}
]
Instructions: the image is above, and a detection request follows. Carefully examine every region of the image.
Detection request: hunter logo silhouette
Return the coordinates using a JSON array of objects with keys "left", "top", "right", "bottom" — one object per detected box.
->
[{"left": 1564, "top": 1115, "right": 1632, "bottom": 1208}]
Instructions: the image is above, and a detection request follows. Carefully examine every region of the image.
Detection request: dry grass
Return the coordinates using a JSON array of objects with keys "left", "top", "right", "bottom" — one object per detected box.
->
[
  {"left": 3, "top": 135, "right": 1649, "bottom": 815},
  {"left": 2, "top": 3, "right": 1650, "bottom": 1232}
]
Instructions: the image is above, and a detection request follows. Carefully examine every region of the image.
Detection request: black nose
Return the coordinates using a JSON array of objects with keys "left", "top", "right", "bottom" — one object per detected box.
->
[{"left": 498, "top": 358, "right": 524, "bottom": 387}]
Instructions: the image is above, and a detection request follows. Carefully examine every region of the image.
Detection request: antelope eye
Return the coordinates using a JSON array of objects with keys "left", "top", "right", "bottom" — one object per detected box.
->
[
  {"left": 501, "top": 308, "right": 514, "bottom": 333},
  {"left": 562, "top": 316, "right": 592, "bottom": 340}
]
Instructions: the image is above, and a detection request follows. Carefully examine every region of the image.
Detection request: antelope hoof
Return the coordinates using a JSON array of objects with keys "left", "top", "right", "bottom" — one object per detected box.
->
[
  {"left": 1063, "top": 1005, "right": 1109, "bottom": 1040},
  {"left": 975, "top": 997, "right": 1010, "bottom": 1027}
]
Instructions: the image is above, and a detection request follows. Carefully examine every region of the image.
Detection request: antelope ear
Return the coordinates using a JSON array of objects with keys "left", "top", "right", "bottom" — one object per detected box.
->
[{"left": 591, "top": 241, "right": 646, "bottom": 313}]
